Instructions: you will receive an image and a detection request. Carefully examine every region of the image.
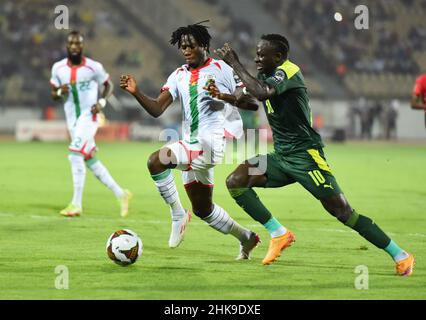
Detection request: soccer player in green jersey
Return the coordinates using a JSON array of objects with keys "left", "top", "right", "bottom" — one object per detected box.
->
[{"left": 206, "top": 34, "right": 415, "bottom": 275}]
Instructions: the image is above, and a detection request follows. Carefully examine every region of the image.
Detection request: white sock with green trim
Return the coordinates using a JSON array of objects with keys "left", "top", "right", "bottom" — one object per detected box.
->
[
  {"left": 88, "top": 160, "right": 124, "bottom": 198},
  {"left": 203, "top": 204, "right": 251, "bottom": 242},
  {"left": 151, "top": 169, "right": 185, "bottom": 221},
  {"left": 68, "top": 154, "right": 86, "bottom": 208}
]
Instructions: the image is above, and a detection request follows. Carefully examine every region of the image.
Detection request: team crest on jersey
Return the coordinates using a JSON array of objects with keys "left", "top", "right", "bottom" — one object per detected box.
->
[
  {"left": 204, "top": 74, "right": 216, "bottom": 87},
  {"left": 272, "top": 69, "right": 285, "bottom": 83},
  {"left": 205, "top": 74, "right": 215, "bottom": 81}
]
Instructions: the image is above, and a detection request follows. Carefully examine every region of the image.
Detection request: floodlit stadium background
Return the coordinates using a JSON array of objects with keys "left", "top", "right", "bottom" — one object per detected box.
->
[{"left": 1, "top": 0, "right": 425, "bottom": 142}]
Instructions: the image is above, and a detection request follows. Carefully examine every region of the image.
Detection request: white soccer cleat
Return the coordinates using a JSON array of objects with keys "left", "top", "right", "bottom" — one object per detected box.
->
[
  {"left": 168, "top": 209, "right": 191, "bottom": 248},
  {"left": 119, "top": 189, "right": 133, "bottom": 217},
  {"left": 236, "top": 232, "right": 261, "bottom": 260}
]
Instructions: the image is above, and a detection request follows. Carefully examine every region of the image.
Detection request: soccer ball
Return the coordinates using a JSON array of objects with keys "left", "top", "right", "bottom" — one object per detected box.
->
[{"left": 106, "top": 229, "right": 143, "bottom": 266}]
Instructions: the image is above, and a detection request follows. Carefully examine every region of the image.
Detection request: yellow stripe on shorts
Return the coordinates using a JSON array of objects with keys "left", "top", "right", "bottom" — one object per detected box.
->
[{"left": 307, "top": 149, "right": 331, "bottom": 173}]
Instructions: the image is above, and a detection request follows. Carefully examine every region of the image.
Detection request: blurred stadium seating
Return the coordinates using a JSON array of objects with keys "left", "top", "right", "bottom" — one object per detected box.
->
[
  {"left": 0, "top": 0, "right": 425, "bottom": 140},
  {"left": 0, "top": 0, "right": 257, "bottom": 104},
  {"left": 261, "top": 0, "right": 426, "bottom": 98}
]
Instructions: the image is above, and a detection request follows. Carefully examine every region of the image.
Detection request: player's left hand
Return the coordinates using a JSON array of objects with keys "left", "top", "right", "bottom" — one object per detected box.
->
[{"left": 214, "top": 43, "right": 240, "bottom": 66}]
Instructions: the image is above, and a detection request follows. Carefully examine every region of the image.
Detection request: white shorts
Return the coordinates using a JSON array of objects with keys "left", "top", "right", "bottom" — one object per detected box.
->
[
  {"left": 165, "top": 132, "right": 226, "bottom": 187},
  {"left": 68, "top": 113, "right": 99, "bottom": 159}
]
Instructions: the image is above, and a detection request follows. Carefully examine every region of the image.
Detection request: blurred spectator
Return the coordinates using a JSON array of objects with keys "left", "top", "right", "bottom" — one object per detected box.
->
[
  {"left": 384, "top": 99, "right": 400, "bottom": 140},
  {"left": 350, "top": 97, "right": 375, "bottom": 140}
]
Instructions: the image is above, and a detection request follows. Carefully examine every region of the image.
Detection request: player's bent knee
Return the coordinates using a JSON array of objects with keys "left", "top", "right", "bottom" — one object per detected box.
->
[
  {"left": 329, "top": 204, "right": 352, "bottom": 223},
  {"left": 147, "top": 148, "right": 177, "bottom": 174},
  {"left": 226, "top": 173, "right": 237, "bottom": 189},
  {"left": 321, "top": 194, "right": 352, "bottom": 223},
  {"left": 147, "top": 151, "right": 162, "bottom": 173},
  {"left": 226, "top": 171, "right": 248, "bottom": 189},
  {"left": 334, "top": 208, "right": 352, "bottom": 223}
]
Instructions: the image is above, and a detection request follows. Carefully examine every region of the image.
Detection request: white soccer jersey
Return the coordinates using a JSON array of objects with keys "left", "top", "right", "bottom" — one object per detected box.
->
[
  {"left": 50, "top": 56, "right": 110, "bottom": 128},
  {"left": 161, "top": 58, "right": 244, "bottom": 142}
]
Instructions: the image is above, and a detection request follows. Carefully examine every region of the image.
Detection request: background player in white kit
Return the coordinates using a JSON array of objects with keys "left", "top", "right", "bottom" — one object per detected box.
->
[
  {"left": 120, "top": 22, "right": 260, "bottom": 259},
  {"left": 50, "top": 30, "right": 131, "bottom": 217}
]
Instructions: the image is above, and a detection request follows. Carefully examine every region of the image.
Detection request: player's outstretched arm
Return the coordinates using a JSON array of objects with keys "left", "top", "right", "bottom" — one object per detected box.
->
[
  {"left": 215, "top": 43, "right": 275, "bottom": 101},
  {"left": 91, "top": 79, "right": 114, "bottom": 114},
  {"left": 203, "top": 80, "right": 258, "bottom": 110},
  {"left": 120, "top": 74, "right": 173, "bottom": 118}
]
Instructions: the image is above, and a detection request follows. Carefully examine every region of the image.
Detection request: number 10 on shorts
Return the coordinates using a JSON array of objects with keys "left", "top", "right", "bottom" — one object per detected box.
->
[{"left": 308, "top": 170, "right": 326, "bottom": 186}]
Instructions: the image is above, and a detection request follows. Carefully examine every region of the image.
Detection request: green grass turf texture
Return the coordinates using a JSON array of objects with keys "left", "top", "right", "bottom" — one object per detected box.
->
[{"left": 0, "top": 141, "right": 425, "bottom": 300}]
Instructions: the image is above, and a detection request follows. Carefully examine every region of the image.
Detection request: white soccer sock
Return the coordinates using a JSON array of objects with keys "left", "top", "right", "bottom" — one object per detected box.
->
[
  {"left": 394, "top": 251, "right": 409, "bottom": 263},
  {"left": 68, "top": 154, "right": 86, "bottom": 208},
  {"left": 203, "top": 204, "right": 251, "bottom": 243},
  {"left": 88, "top": 160, "right": 124, "bottom": 198},
  {"left": 151, "top": 169, "right": 185, "bottom": 221}
]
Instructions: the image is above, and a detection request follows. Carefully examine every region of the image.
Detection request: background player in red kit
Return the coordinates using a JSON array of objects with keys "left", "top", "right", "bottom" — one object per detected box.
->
[{"left": 411, "top": 73, "right": 426, "bottom": 127}]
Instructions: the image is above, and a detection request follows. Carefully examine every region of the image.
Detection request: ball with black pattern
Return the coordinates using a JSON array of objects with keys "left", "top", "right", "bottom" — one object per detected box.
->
[{"left": 106, "top": 229, "right": 143, "bottom": 266}]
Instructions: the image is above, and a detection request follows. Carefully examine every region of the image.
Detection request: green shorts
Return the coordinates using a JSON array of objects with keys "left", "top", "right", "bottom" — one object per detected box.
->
[{"left": 249, "top": 148, "right": 342, "bottom": 199}]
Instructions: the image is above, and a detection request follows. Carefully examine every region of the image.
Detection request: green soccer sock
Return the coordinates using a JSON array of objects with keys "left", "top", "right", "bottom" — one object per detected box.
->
[
  {"left": 229, "top": 188, "right": 272, "bottom": 224},
  {"left": 264, "top": 217, "right": 287, "bottom": 238},
  {"left": 384, "top": 240, "right": 408, "bottom": 262},
  {"left": 345, "top": 210, "right": 393, "bottom": 250},
  {"left": 229, "top": 188, "right": 287, "bottom": 237}
]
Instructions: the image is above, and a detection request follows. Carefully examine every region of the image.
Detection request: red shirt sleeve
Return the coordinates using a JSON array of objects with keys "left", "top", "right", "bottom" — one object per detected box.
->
[{"left": 414, "top": 75, "right": 426, "bottom": 96}]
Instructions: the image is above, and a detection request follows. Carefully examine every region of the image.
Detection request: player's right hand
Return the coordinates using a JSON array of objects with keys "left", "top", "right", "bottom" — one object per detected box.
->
[
  {"left": 60, "top": 84, "right": 70, "bottom": 95},
  {"left": 120, "top": 75, "right": 138, "bottom": 94}
]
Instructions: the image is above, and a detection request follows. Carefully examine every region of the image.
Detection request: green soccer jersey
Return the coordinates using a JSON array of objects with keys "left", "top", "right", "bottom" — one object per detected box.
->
[{"left": 257, "top": 60, "right": 324, "bottom": 155}]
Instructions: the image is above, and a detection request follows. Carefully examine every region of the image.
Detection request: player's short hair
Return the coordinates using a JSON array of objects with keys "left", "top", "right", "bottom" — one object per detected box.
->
[
  {"left": 170, "top": 20, "right": 211, "bottom": 52},
  {"left": 67, "top": 30, "right": 84, "bottom": 42},
  {"left": 261, "top": 34, "right": 289, "bottom": 59}
]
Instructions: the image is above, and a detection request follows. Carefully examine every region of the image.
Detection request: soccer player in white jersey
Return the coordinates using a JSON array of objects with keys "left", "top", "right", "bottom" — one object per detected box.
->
[
  {"left": 50, "top": 30, "right": 132, "bottom": 217},
  {"left": 120, "top": 22, "right": 260, "bottom": 259}
]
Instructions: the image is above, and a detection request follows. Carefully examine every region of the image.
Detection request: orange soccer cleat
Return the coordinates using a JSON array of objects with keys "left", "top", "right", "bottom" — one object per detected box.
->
[
  {"left": 262, "top": 230, "right": 296, "bottom": 265},
  {"left": 396, "top": 253, "right": 415, "bottom": 276}
]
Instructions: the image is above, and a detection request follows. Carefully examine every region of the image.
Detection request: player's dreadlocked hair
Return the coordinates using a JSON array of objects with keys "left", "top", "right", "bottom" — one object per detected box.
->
[
  {"left": 261, "top": 34, "right": 290, "bottom": 59},
  {"left": 170, "top": 20, "right": 211, "bottom": 52}
]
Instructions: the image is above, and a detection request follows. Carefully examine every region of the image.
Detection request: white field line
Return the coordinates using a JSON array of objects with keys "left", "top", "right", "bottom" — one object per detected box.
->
[{"left": 1, "top": 212, "right": 425, "bottom": 239}]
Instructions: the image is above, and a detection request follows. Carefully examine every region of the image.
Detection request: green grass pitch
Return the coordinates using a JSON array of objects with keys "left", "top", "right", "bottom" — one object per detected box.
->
[{"left": 0, "top": 141, "right": 425, "bottom": 299}]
